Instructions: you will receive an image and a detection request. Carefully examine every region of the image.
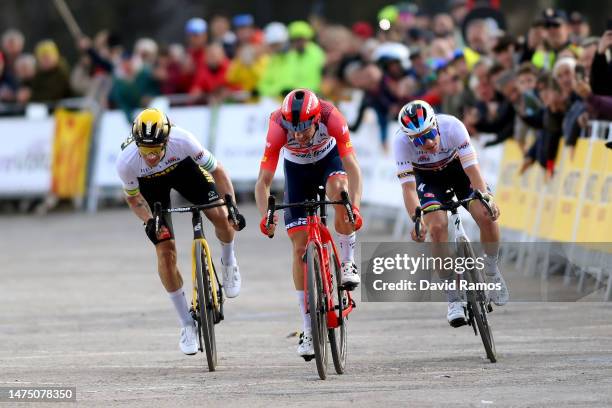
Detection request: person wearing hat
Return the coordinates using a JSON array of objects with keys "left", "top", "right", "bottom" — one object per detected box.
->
[
  {"left": 531, "top": 8, "right": 575, "bottom": 71},
  {"left": 185, "top": 17, "right": 208, "bottom": 82},
  {"left": 257, "top": 22, "right": 293, "bottom": 98},
  {"left": 285, "top": 21, "right": 325, "bottom": 93},
  {"left": 232, "top": 14, "right": 263, "bottom": 48},
  {"left": 31, "top": 40, "right": 72, "bottom": 102},
  {"left": 568, "top": 11, "right": 590, "bottom": 46}
]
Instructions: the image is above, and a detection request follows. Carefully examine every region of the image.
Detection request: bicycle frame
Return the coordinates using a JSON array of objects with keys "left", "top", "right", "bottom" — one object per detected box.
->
[
  {"left": 302, "top": 208, "right": 354, "bottom": 329},
  {"left": 189, "top": 210, "right": 220, "bottom": 311}
]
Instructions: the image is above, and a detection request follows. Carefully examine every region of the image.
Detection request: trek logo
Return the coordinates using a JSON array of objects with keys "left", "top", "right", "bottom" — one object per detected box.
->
[{"left": 417, "top": 183, "right": 426, "bottom": 192}]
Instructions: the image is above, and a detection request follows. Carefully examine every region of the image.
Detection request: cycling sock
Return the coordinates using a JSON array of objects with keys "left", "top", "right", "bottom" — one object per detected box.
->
[
  {"left": 444, "top": 278, "right": 461, "bottom": 303},
  {"left": 220, "top": 240, "right": 236, "bottom": 266},
  {"left": 168, "top": 287, "right": 193, "bottom": 327},
  {"left": 296, "top": 290, "right": 311, "bottom": 335},
  {"left": 484, "top": 253, "right": 499, "bottom": 276},
  {"left": 337, "top": 232, "right": 356, "bottom": 263}
]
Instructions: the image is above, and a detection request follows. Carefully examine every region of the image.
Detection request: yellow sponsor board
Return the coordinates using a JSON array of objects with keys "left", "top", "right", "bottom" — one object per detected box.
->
[
  {"left": 496, "top": 140, "right": 523, "bottom": 231},
  {"left": 576, "top": 140, "right": 607, "bottom": 242}
]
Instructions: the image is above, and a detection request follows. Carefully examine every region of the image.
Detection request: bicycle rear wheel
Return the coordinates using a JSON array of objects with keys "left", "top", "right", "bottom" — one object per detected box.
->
[
  {"left": 458, "top": 239, "right": 497, "bottom": 363},
  {"left": 306, "top": 242, "right": 328, "bottom": 380},
  {"left": 328, "top": 248, "right": 347, "bottom": 374},
  {"left": 195, "top": 240, "right": 217, "bottom": 371}
]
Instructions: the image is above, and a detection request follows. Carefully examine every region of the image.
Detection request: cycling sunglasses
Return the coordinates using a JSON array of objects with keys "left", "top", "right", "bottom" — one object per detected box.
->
[
  {"left": 137, "top": 144, "right": 165, "bottom": 156},
  {"left": 281, "top": 117, "right": 315, "bottom": 132},
  {"left": 410, "top": 127, "right": 439, "bottom": 147}
]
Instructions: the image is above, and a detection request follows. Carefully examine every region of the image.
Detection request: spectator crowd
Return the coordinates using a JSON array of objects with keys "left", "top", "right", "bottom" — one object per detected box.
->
[{"left": 1, "top": 1, "right": 612, "bottom": 174}]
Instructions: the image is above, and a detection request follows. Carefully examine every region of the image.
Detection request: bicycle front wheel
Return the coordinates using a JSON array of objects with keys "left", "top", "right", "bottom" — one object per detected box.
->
[
  {"left": 306, "top": 242, "right": 328, "bottom": 380},
  {"left": 328, "top": 248, "right": 347, "bottom": 374},
  {"left": 195, "top": 240, "right": 217, "bottom": 371},
  {"left": 458, "top": 239, "right": 497, "bottom": 363}
]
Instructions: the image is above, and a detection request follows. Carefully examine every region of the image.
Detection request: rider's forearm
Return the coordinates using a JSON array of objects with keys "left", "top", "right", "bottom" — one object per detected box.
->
[
  {"left": 254, "top": 177, "right": 272, "bottom": 217},
  {"left": 463, "top": 164, "right": 488, "bottom": 193},
  {"left": 125, "top": 193, "right": 153, "bottom": 223},
  {"left": 402, "top": 183, "right": 420, "bottom": 219},
  {"left": 342, "top": 155, "right": 362, "bottom": 208},
  {"left": 211, "top": 165, "right": 235, "bottom": 202}
]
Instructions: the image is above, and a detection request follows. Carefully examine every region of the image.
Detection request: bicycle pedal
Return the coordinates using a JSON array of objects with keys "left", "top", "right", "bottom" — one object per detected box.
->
[{"left": 302, "top": 355, "right": 315, "bottom": 362}]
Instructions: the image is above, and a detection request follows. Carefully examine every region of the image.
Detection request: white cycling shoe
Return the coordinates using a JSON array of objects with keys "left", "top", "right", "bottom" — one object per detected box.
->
[
  {"left": 340, "top": 262, "right": 360, "bottom": 290},
  {"left": 297, "top": 332, "right": 315, "bottom": 360},
  {"left": 179, "top": 323, "right": 198, "bottom": 355},
  {"left": 221, "top": 261, "right": 241, "bottom": 298},
  {"left": 447, "top": 301, "right": 467, "bottom": 328}
]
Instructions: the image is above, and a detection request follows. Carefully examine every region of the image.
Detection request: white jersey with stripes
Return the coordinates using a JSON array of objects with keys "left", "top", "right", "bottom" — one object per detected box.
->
[
  {"left": 393, "top": 114, "right": 478, "bottom": 184},
  {"left": 116, "top": 125, "right": 217, "bottom": 195}
]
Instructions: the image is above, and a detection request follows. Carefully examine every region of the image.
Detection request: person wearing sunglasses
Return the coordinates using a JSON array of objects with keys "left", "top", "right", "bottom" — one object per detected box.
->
[
  {"left": 254, "top": 89, "right": 363, "bottom": 360},
  {"left": 116, "top": 108, "right": 243, "bottom": 355},
  {"left": 393, "top": 100, "right": 508, "bottom": 327}
]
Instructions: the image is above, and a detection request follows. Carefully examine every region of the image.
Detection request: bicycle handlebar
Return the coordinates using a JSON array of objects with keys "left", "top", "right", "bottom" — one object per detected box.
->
[
  {"left": 264, "top": 191, "right": 355, "bottom": 239},
  {"left": 153, "top": 195, "right": 246, "bottom": 235},
  {"left": 413, "top": 189, "right": 493, "bottom": 239}
]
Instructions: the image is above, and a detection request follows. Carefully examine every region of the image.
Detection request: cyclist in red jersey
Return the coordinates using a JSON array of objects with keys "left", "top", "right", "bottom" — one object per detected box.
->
[{"left": 255, "top": 89, "right": 363, "bottom": 359}]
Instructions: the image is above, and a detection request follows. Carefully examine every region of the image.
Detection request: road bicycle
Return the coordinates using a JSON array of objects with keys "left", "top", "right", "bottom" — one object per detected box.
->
[
  {"left": 265, "top": 189, "right": 357, "bottom": 380},
  {"left": 414, "top": 189, "right": 497, "bottom": 363},
  {"left": 153, "top": 195, "right": 245, "bottom": 371}
]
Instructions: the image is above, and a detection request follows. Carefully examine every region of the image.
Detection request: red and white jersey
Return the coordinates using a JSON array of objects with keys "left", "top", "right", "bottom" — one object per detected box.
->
[
  {"left": 393, "top": 114, "right": 478, "bottom": 184},
  {"left": 116, "top": 126, "right": 217, "bottom": 195},
  {"left": 260, "top": 100, "right": 354, "bottom": 172}
]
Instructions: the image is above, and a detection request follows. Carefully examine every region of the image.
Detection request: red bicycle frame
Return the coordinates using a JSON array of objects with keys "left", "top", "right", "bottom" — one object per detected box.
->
[{"left": 302, "top": 213, "right": 355, "bottom": 329}]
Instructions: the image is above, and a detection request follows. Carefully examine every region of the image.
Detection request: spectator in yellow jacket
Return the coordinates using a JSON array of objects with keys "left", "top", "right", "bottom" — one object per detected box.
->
[{"left": 226, "top": 44, "right": 268, "bottom": 99}]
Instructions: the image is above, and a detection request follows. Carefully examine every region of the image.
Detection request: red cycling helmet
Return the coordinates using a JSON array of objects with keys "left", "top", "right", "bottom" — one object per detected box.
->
[{"left": 280, "top": 89, "right": 321, "bottom": 132}]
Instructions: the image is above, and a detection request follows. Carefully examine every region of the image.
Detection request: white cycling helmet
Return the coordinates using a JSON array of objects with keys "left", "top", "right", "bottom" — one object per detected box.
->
[
  {"left": 397, "top": 100, "right": 437, "bottom": 137},
  {"left": 373, "top": 42, "right": 411, "bottom": 70}
]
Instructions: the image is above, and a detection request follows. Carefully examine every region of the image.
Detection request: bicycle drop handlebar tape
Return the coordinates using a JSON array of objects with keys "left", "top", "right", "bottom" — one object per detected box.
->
[
  {"left": 340, "top": 191, "right": 355, "bottom": 224},
  {"left": 153, "top": 202, "right": 162, "bottom": 234},
  {"left": 224, "top": 194, "right": 246, "bottom": 231},
  {"left": 265, "top": 195, "right": 276, "bottom": 238},
  {"left": 414, "top": 206, "right": 422, "bottom": 238},
  {"left": 473, "top": 189, "right": 494, "bottom": 217}
]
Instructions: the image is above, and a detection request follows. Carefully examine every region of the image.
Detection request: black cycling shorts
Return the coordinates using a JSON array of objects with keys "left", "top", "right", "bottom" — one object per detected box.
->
[
  {"left": 413, "top": 158, "right": 475, "bottom": 211},
  {"left": 283, "top": 146, "right": 346, "bottom": 232},
  {"left": 138, "top": 158, "right": 220, "bottom": 240}
]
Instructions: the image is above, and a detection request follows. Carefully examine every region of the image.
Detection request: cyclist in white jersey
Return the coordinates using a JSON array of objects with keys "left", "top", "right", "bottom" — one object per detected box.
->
[
  {"left": 116, "top": 108, "right": 243, "bottom": 355},
  {"left": 393, "top": 100, "right": 509, "bottom": 327}
]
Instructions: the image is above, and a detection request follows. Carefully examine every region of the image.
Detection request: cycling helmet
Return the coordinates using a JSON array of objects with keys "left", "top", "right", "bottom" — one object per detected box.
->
[
  {"left": 397, "top": 100, "right": 437, "bottom": 137},
  {"left": 132, "top": 108, "right": 171, "bottom": 146},
  {"left": 280, "top": 89, "right": 321, "bottom": 132}
]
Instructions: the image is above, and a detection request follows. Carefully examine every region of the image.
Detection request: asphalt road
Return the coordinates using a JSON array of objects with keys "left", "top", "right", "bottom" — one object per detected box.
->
[{"left": 1, "top": 204, "right": 612, "bottom": 407}]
